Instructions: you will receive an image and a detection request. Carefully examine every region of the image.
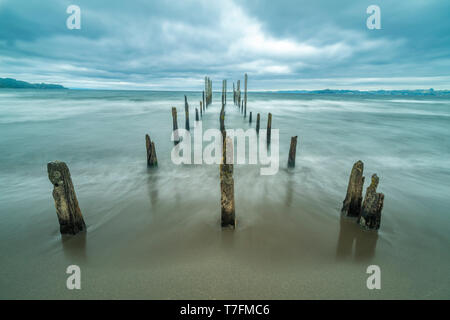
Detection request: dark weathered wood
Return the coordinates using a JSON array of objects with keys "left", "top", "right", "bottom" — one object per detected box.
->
[
  {"left": 146, "top": 134, "right": 158, "bottom": 167},
  {"left": 288, "top": 136, "right": 298, "bottom": 168},
  {"left": 266, "top": 113, "right": 272, "bottom": 144},
  {"left": 195, "top": 108, "right": 199, "bottom": 121},
  {"left": 202, "top": 91, "right": 205, "bottom": 112},
  {"left": 220, "top": 136, "right": 235, "bottom": 228},
  {"left": 244, "top": 73, "right": 247, "bottom": 117},
  {"left": 199, "top": 102, "right": 203, "bottom": 117},
  {"left": 47, "top": 161, "right": 86, "bottom": 235},
  {"left": 359, "top": 174, "right": 384, "bottom": 230},
  {"left": 184, "top": 95, "right": 190, "bottom": 130},
  {"left": 171, "top": 107, "right": 180, "bottom": 145},
  {"left": 341, "top": 160, "right": 365, "bottom": 217},
  {"left": 256, "top": 113, "right": 260, "bottom": 134},
  {"left": 249, "top": 111, "right": 252, "bottom": 124}
]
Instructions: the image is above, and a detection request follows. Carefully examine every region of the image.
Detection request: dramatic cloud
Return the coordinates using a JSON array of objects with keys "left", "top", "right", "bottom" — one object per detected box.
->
[{"left": 0, "top": 0, "right": 449, "bottom": 90}]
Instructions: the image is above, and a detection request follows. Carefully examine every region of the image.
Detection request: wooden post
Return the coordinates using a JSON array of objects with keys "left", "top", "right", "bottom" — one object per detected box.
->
[
  {"left": 195, "top": 108, "right": 199, "bottom": 121},
  {"left": 171, "top": 107, "right": 179, "bottom": 145},
  {"left": 202, "top": 91, "right": 205, "bottom": 112},
  {"left": 359, "top": 174, "right": 384, "bottom": 230},
  {"left": 233, "top": 82, "right": 236, "bottom": 105},
  {"left": 267, "top": 113, "right": 272, "bottom": 144},
  {"left": 224, "top": 79, "right": 227, "bottom": 104},
  {"left": 244, "top": 73, "right": 247, "bottom": 118},
  {"left": 249, "top": 111, "right": 252, "bottom": 124},
  {"left": 184, "top": 95, "right": 190, "bottom": 130},
  {"left": 288, "top": 136, "right": 298, "bottom": 168},
  {"left": 145, "top": 134, "right": 158, "bottom": 167},
  {"left": 220, "top": 108, "right": 225, "bottom": 133},
  {"left": 200, "top": 101, "right": 203, "bottom": 117},
  {"left": 220, "top": 135, "right": 235, "bottom": 228},
  {"left": 256, "top": 113, "right": 260, "bottom": 134},
  {"left": 237, "top": 80, "right": 241, "bottom": 108},
  {"left": 47, "top": 161, "right": 86, "bottom": 235},
  {"left": 341, "top": 160, "right": 365, "bottom": 217}
]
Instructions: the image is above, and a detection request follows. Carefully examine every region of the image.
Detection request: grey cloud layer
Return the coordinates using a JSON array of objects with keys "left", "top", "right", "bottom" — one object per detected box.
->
[{"left": 0, "top": 0, "right": 449, "bottom": 89}]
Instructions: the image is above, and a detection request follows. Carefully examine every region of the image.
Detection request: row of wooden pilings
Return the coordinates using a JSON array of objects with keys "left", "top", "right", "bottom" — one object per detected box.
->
[{"left": 47, "top": 74, "right": 383, "bottom": 235}]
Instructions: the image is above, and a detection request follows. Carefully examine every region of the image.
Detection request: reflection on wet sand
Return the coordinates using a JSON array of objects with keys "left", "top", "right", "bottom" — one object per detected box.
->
[
  {"left": 336, "top": 216, "right": 378, "bottom": 262},
  {"left": 146, "top": 169, "right": 159, "bottom": 208},
  {"left": 61, "top": 232, "right": 87, "bottom": 262}
]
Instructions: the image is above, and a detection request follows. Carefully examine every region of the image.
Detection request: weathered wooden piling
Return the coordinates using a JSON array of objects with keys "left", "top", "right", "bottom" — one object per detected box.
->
[
  {"left": 359, "top": 174, "right": 384, "bottom": 230},
  {"left": 184, "top": 95, "right": 190, "bottom": 130},
  {"left": 267, "top": 113, "right": 272, "bottom": 144},
  {"left": 202, "top": 91, "right": 205, "bottom": 112},
  {"left": 256, "top": 113, "right": 260, "bottom": 134},
  {"left": 220, "top": 135, "right": 235, "bottom": 228},
  {"left": 145, "top": 134, "right": 158, "bottom": 167},
  {"left": 195, "top": 108, "right": 199, "bottom": 121},
  {"left": 249, "top": 111, "right": 252, "bottom": 124},
  {"left": 233, "top": 83, "right": 236, "bottom": 105},
  {"left": 220, "top": 108, "right": 225, "bottom": 133},
  {"left": 288, "top": 136, "right": 298, "bottom": 168},
  {"left": 171, "top": 107, "right": 180, "bottom": 145},
  {"left": 200, "top": 101, "right": 203, "bottom": 117},
  {"left": 341, "top": 160, "right": 365, "bottom": 217},
  {"left": 47, "top": 161, "right": 86, "bottom": 235},
  {"left": 237, "top": 80, "right": 241, "bottom": 107},
  {"left": 244, "top": 73, "right": 247, "bottom": 117}
]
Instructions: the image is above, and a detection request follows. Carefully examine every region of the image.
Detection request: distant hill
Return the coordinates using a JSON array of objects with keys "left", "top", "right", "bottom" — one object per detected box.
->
[{"left": 0, "top": 78, "right": 66, "bottom": 89}]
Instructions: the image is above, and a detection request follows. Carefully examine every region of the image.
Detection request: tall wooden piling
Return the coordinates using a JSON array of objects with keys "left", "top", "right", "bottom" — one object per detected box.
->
[
  {"left": 220, "top": 135, "right": 235, "bottom": 228},
  {"left": 200, "top": 101, "right": 203, "bottom": 117},
  {"left": 267, "top": 113, "right": 272, "bottom": 144},
  {"left": 288, "top": 136, "right": 298, "bottom": 168},
  {"left": 359, "top": 174, "right": 384, "bottom": 230},
  {"left": 237, "top": 80, "right": 241, "bottom": 107},
  {"left": 47, "top": 161, "right": 86, "bottom": 235},
  {"left": 145, "top": 134, "right": 158, "bottom": 167},
  {"left": 195, "top": 108, "right": 199, "bottom": 121},
  {"left": 249, "top": 111, "right": 252, "bottom": 124},
  {"left": 256, "top": 113, "right": 260, "bottom": 134},
  {"left": 202, "top": 91, "right": 205, "bottom": 112},
  {"left": 233, "top": 83, "right": 236, "bottom": 105},
  {"left": 184, "top": 95, "right": 190, "bottom": 130},
  {"left": 341, "top": 161, "right": 365, "bottom": 217},
  {"left": 171, "top": 107, "right": 180, "bottom": 145},
  {"left": 244, "top": 73, "right": 247, "bottom": 118}
]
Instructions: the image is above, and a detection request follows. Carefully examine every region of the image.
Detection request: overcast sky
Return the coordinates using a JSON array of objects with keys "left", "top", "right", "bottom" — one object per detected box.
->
[{"left": 0, "top": 0, "right": 449, "bottom": 90}]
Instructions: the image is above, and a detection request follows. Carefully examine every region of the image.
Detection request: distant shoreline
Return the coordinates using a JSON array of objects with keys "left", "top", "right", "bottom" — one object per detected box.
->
[{"left": 0, "top": 78, "right": 66, "bottom": 89}]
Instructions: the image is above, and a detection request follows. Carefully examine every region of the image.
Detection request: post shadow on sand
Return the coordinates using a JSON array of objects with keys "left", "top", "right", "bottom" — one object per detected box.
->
[
  {"left": 61, "top": 232, "right": 87, "bottom": 262},
  {"left": 146, "top": 168, "right": 159, "bottom": 208},
  {"left": 336, "top": 215, "right": 378, "bottom": 262}
]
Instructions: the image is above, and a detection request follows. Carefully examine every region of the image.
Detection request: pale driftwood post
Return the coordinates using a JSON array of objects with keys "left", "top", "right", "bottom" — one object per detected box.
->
[
  {"left": 184, "top": 95, "right": 190, "bottom": 130},
  {"left": 146, "top": 134, "right": 158, "bottom": 167},
  {"left": 359, "top": 174, "right": 384, "bottom": 230},
  {"left": 220, "top": 135, "right": 235, "bottom": 228},
  {"left": 171, "top": 107, "right": 180, "bottom": 145},
  {"left": 256, "top": 113, "right": 260, "bottom": 134},
  {"left": 244, "top": 73, "right": 247, "bottom": 118},
  {"left": 267, "top": 113, "right": 272, "bottom": 144},
  {"left": 249, "top": 111, "right": 252, "bottom": 124},
  {"left": 47, "top": 161, "right": 86, "bottom": 235},
  {"left": 341, "top": 160, "right": 365, "bottom": 217},
  {"left": 288, "top": 136, "right": 298, "bottom": 168}
]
